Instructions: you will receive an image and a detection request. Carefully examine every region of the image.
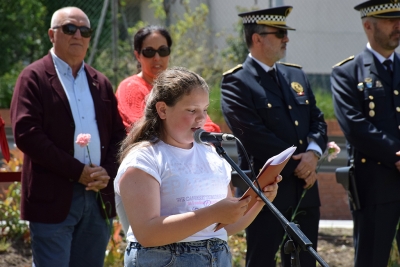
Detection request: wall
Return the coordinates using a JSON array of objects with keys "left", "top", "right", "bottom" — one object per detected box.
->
[{"left": 318, "top": 172, "right": 351, "bottom": 220}]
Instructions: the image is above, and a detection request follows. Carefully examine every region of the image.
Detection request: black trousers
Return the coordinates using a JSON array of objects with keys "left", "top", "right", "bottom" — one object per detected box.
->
[
  {"left": 244, "top": 205, "right": 320, "bottom": 267},
  {"left": 353, "top": 201, "right": 400, "bottom": 267}
]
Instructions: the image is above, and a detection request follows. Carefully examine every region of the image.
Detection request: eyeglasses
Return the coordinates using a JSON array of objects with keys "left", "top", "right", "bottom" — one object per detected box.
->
[
  {"left": 52, "top": 24, "right": 93, "bottom": 38},
  {"left": 141, "top": 47, "right": 171, "bottom": 58},
  {"left": 258, "top": 29, "right": 288, "bottom": 39}
]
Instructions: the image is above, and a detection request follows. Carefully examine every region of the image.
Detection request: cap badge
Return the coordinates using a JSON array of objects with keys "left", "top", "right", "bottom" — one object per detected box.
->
[{"left": 291, "top": 82, "right": 304, "bottom": 95}]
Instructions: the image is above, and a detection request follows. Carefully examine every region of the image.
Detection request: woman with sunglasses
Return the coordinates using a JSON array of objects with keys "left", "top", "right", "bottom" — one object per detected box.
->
[
  {"left": 115, "top": 25, "right": 221, "bottom": 133},
  {"left": 115, "top": 25, "right": 221, "bottom": 234}
]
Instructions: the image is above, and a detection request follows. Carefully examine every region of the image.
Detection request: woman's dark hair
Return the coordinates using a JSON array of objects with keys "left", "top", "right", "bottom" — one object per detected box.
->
[
  {"left": 118, "top": 67, "right": 209, "bottom": 162},
  {"left": 133, "top": 25, "right": 173, "bottom": 72}
]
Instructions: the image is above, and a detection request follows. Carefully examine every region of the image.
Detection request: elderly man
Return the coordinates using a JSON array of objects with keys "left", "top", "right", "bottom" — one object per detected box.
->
[
  {"left": 221, "top": 6, "right": 327, "bottom": 267},
  {"left": 10, "top": 7, "right": 125, "bottom": 267},
  {"left": 331, "top": 0, "right": 400, "bottom": 266}
]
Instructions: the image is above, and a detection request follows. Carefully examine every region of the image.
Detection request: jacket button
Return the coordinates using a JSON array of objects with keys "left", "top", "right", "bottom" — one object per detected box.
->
[
  {"left": 70, "top": 122, "right": 75, "bottom": 127},
  {"left": 69, "top": 150, "right": 74, "bottom": 155},
  {"left": 69, "top": 179, "right": 74, "bottom": 182}
]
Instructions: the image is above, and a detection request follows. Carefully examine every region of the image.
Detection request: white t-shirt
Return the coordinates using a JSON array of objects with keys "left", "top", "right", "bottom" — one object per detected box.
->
[{"left": 114, "top": 141, "right": 232, "bottom": 243}]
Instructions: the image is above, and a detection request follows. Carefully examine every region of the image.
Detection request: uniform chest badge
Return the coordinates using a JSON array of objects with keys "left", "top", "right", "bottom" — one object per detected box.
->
[
  {"left": 365, "top": 78, "right": 373, "bottom": 88},
  {"left": 375, "top": 80, "right": 383, "bottom": 87},
  {"left": 291, "top": 82, "right": 304, "bottom": 96},
  {"left": 357, "top": 83, "right": 364, "bottom": 91}
]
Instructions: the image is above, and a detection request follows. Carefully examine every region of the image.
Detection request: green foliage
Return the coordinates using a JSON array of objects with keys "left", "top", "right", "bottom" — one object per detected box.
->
[
  {"left": 0, "top": 237, "right": 11, "bottom": 252},
  {"left": 314, "top": 89, "right": 336, "bottom": 120},
  {"left": 0, "top": 0, "right": 48, "bottom": 76},
  {"left": 228, "top": 231, "right": 247, "bottom": 267},
  {"left": 167, "top": 1, "right": 224, "bottom": 87},
  {"left": 0, "top": 0, "right": 48, "bottom": 108},
  {"left": 388, "top": 222, "right": 400, "bottom": 267},
  {"left": 220, "top": 7, "right": 249, "bottom": 66},
  {"left": 104, "top": 222, "right": 124, "bottom": 267},
  {"left": 0, "top": 183, "right": 29, "bottom": 241},
  {"left": 149, "top": 0, "right": 167, "bottom": 21},
  {"left": 0, "top": 149, "right": 27, "bottom": 241},
  {"left": 0, "top": 62, "right": 25, "bottom": 108},
  {"left": 208, "top": 83, "right": 224, "bottom": 124},
  {"left": 92, "top": 39, "right": 136, "bottom": 89}
]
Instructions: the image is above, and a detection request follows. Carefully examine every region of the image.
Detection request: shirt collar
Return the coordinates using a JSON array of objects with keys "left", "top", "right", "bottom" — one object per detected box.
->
[
  {"left": 366, "top": 42, "right": 394, "bottom": 63},
  {"left": 50, "top": 48, "right": 85, "bottom": 76},
  {"left": 249, "top": 53, "right": 276, "bottom": 73}
]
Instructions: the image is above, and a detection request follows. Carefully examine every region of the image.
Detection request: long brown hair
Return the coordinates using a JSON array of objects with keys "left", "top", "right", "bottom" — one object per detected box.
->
[{"left": 118, "top": 67, "right": 209, "bottom": 162}]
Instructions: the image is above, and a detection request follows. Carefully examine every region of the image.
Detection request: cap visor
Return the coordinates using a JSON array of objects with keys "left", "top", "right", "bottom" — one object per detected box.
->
[
  {"left": 372, "top": 11, "right": 400, "bottom": 18},
  {"left": 258, "top": 23, "right": 295, "bottom": 30}
]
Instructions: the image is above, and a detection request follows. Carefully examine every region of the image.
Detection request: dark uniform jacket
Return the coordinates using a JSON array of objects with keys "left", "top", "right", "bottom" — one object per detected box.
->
[
  {"left": 331, "top": 48, "right": 400, "bottom": 208},
  {"left": 221, "top": 56, "right": 327, "bottom": 211},
  {"left": 11, "top": 53, "right": 126, "bottom": 223}
]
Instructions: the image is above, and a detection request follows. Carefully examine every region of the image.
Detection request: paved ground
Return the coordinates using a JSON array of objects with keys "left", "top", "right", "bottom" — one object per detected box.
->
[{"left": 319, "top": 220, "right": 353, "bottom": 229}]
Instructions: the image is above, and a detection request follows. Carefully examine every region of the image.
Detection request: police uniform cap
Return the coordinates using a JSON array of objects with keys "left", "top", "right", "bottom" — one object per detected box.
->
[
  {"left": 354, "top": 0, "right": 400, "bottom": 18},
  {"left": 238, "top": 6, "right": 295, "bottom": 30}
]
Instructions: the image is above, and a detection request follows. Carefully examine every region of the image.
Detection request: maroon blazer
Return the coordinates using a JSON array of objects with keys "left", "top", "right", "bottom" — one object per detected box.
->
[{"left": 11, "top": 53, "right": 126, "bottom": 223}]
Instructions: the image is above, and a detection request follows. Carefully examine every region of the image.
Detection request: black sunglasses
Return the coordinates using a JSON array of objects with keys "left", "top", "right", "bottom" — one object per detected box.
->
[
  {"left": 141, "top": 47, "right": 171, "bottom": 58},
  {"left": 53, "top": 23, "right": 93, "bottom": 38},
  {"left": 258, "top": 29, "right": 288, "bottom": 39}
]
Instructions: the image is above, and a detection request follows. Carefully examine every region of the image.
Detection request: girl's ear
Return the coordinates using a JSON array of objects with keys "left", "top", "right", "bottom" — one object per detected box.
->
[{"left": 155, "top": 102, "right": 167, "bottom": 119}]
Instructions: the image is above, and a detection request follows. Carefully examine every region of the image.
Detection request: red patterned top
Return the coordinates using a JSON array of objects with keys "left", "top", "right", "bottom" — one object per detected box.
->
[{"left": 115, "top": 74, "right": 221, "bottom": 133}]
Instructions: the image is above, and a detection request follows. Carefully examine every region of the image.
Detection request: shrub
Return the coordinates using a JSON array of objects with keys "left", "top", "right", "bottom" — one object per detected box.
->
[
  {"left": 0, "top": 148, "right": 28, "bottom": 242},
  {"left": 314, "top": 89, "right": 336, "bottom": 120}
]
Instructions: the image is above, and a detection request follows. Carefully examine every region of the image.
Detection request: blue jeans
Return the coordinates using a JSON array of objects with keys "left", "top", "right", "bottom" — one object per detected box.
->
[
  {"left": 124, "top": 238, "right": 232, "bottom": 267},
  {"left": 30, "top": 183, "right": 111, "bottom": 267}
]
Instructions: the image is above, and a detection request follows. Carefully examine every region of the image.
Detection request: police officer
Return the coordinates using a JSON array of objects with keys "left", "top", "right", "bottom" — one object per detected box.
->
[
  {"left": 221, "top": 6, "right": 328, "bottom": 267},
  {"left": 331, "top": 1, "right": 400, "bottom": 266}
]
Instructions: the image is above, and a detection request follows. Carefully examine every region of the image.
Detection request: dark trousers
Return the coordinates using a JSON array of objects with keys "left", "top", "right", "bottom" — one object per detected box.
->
[
  {"left": 245, "top": 205, "right": 320, "bottom": 267},
  {"left": 353, "top": 201, "right": 400, "bottom": 267}
]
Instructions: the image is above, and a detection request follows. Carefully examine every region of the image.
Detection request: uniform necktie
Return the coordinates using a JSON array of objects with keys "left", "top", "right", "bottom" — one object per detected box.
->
[
  {"left": 383, "top": 59, "right": 393, "bottom": 78},
  {"left": 268, "top": 68, "right": 280, "bottom": 88}
]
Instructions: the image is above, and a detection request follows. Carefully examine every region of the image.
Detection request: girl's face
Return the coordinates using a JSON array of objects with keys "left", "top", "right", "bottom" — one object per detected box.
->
[
  {"left": 134, "top": 31, "right": 170, "bottom": 84},
  {"left": 157, "top": 87, "right": 209, "bottom": 149}
]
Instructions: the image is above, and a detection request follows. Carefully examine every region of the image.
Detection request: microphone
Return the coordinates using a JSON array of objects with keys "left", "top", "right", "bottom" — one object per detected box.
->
[{"left": 194, "top": 129, "right": 235, "bottom": 144}]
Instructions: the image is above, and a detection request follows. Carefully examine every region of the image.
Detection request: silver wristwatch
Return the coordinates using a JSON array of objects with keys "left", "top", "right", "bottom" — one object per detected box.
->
[{"left": 308, "top": 149, "right": 321, "bottom": 160}]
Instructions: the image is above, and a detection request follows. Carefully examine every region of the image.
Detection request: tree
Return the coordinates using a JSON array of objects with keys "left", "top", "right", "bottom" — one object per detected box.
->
[{"left": 0, "top": 0, "right": 48, "bottom": 76}]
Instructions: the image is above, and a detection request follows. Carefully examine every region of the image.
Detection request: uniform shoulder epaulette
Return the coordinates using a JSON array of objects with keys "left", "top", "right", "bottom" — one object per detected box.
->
[
  {"left": 223, "top": 64, "right": 243, "bottom": 76},
  {"left": 332, "top": 56, "right": 355, "bottom": 68},
  {"left": 278, "top": 62, "right": 302, "bottom": 69}
]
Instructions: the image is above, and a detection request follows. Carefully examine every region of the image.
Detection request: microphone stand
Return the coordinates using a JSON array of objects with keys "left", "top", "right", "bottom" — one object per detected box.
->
[{"left": 214, "top": 142, "right": 329, "bottom": 267}]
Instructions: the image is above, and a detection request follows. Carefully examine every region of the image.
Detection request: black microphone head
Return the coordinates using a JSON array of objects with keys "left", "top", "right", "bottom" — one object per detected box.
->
[{"left": 194, "top": 128, "right": 206, "bottom": 144}]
